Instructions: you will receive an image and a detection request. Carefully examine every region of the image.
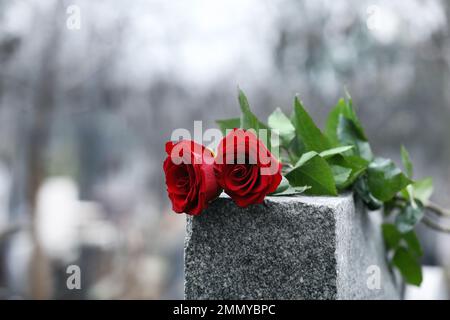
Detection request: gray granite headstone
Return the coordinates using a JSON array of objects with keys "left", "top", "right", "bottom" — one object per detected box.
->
[{"left": 184, "top": 193, "right": 401, "bottom": 300}]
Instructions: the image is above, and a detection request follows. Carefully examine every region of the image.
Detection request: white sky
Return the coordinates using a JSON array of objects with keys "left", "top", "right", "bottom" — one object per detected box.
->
[{"left": 1, "top": 0, "right": 447, "bottom": 88}]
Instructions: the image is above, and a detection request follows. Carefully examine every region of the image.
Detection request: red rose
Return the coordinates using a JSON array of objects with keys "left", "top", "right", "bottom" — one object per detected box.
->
[
  {"left": 214, "top": 129, "right": 282, "bottom": 207},
  {"left": 163, "top": 140, "right": 222, "bottom": 215}
]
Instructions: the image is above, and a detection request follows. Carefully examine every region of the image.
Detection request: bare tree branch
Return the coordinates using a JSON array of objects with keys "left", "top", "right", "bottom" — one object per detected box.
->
[
  {"left": 425, "top": 201, "right": 450, "bottom": 218},
  {"left": 421, "top": 216, "right": 450, "bottom": 233},
  {"left": 0, "top": 223, "right": 27, "bottom": 241}
]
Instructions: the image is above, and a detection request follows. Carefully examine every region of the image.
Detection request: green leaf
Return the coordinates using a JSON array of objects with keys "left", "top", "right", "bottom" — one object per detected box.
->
[
  {"left": 392, "top": 247, "right": 423, "bottom": 286},
  {"left": 343, "top": 92, "right": 367, "bottom": 140},
  {"left": 286, "top": 136, "right": 305, "bottom": 164},
  {"left": 286, "top": 152, "right": 337, "bottom": 196},
  {"left": 216, "top": 118, "right": 240, "bottom": 135},
  {"left": 400, "top": 145, "right": 413, "bottom": 178},
  {"left": 325, "top": 97, "right": 367, "bottom": 145},
  {"left": 341, "top": 156, "right": 370, "bottom": 183},
  {"left": 326, "top": 98, "right": 346, "bottom": 145},
  {"left": 354, "top": 175, "right": 383, "bottom": 210},
  {"left": 270, "top": 176, "right": 310, "bottom": 196},
  {"left": 400, "top": 184, "right": 415, "bottom": 203},
  {"left": 319, "top": 145, "right": 354, "bottom": 159},
  {"left": 328, "top": 155, "right": 368, "bottom": 189},
  {"left": 382, "top": 224, "right": 423, "bottom": 258},
  {"left": 337, "top": 115, "right": 373, "bottom": 161},
  {"left": 331, "top": 165, "right": 352, "bottom": 189},
  {"left": 382, "top": 223, "right": 402, "bottom": 250},
  {"left": 395, "top": 204, "right": 424, "bottom": 233},
  {"left": 292, "top": 96, "right": 331, "bottom": 152},
  {"left": 367, "top": 158, "right": 413, "bottom": 202},
  {"left": 403, "top": 230, "right": 423, "bottom": 257},
  {"left": 383, "top": 199, "right": 398, "bottom": 217},
  {"left": 238, "top": 89, "right": 271, "bottom": 149},
  {"left": 271, "top": 185, "right": 310, "bottom": 196},
  {"left": 272, "top": 176, "right": 290, "bottom": 194},
  {"left": 239, "top": 89, "right": 260, "bottom": 130},
  {"left": 341, "top": 155, "right": 370, "bottom": 168},
  {"left": 293, "top": 151, "right": 318, "bottom": 167},
  {"left": 412, "top": 177, "right": 434, "bottom": 205},
  {"left": 268, "top": 108, "right": 295, "bottom": 147}
]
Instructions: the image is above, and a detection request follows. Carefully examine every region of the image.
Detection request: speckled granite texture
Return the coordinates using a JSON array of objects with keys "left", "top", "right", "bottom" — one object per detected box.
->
[{"left": 184, "top": 193, "right": 401, "bottom": 300}]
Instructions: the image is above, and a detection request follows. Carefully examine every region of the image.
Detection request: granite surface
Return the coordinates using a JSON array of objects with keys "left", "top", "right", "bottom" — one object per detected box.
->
[{"left": 184, "top": 193, "right": 401, "bottom": 300}]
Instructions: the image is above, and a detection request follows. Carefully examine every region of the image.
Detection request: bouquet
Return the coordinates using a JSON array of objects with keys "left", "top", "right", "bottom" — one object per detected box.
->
[{"left": 163, "top": 88, "right": 450, "bottom": 287}]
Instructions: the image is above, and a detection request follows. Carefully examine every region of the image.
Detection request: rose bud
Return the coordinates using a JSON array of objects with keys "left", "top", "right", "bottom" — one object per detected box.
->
[
  {"left": 214, "top": 129, "right": 282, "bottom": 207},
  {"left": 163, "top": 140, "right": 222, "bottom": 215}
]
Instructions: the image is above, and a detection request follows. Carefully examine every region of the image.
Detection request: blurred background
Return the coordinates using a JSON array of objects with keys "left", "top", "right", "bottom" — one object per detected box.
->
[{"left": 0, "top": 0, "right": 449, "bottom": 299}]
